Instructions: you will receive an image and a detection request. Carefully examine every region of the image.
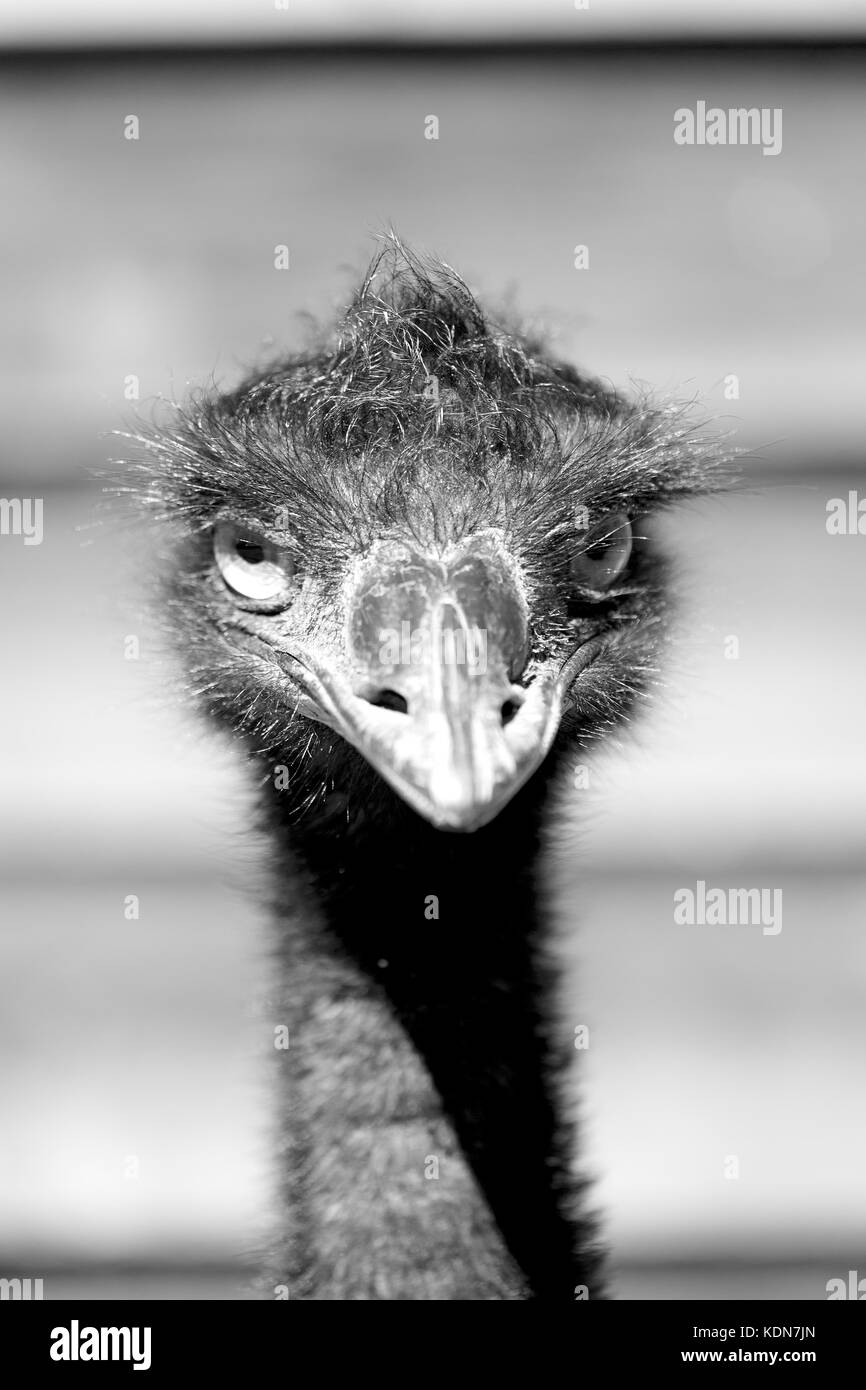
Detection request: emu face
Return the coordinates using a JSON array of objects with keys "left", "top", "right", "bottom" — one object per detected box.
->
[
  {"left": 209, "top": 515, "right": 630, "bottom": 831},
  {"left": 133, "top": 247, "right": 719, "bottom": 832}
]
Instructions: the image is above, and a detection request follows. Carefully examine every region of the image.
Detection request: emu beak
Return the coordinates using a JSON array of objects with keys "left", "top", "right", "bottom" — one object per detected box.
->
[{"left": 288, "top": 535, "right": 597, "bottom": 832}]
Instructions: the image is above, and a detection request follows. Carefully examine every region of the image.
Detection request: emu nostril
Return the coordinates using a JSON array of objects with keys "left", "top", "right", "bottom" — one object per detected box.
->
[
  {"left": 500, "top": 700, "right": 520, "bottom": 726},
  {"left": 369, "top": 689, "right": 409, "bottom": 714},
  {"left": 500, "top": 685, "right": 528, "bottom": 727}
]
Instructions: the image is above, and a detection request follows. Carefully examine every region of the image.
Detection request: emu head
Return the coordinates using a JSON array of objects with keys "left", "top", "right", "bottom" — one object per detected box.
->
[{"left": 130, "top": 245, "right": 720, "bottom": 833}]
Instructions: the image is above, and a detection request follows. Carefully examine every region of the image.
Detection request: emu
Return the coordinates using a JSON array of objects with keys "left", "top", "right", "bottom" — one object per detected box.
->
[{"left": 127, "top": 242, "right": 722, "bottom": 1300}]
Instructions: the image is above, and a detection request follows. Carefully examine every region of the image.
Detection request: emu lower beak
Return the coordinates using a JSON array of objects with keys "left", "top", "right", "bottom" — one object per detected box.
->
[{"left": 290, "top": 537, "right": 597, "bottom": 832}]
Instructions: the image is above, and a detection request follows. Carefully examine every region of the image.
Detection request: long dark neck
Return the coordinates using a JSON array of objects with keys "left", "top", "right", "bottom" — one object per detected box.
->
[{"left": 265, "top": 761, "right": 603, "bottom": 1301}]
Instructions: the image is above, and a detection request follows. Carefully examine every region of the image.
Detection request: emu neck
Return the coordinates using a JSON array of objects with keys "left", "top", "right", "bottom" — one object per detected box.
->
[{"left": 270, "top": 770, "right": 601, "bottom": 1301}]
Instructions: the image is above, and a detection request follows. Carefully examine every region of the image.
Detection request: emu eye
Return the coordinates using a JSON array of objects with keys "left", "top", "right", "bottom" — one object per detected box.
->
[
  {"left": 213, "top": 521, "right": 296, "bottom": 606},
  {"left": 570, "top": 512, "right": 633, "bottom": 590}
]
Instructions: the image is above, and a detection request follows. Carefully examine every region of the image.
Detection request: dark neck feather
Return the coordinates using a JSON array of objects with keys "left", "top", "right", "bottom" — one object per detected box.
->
[{"left": 268, "top": 755, "right": 604, "bottom": 1301}]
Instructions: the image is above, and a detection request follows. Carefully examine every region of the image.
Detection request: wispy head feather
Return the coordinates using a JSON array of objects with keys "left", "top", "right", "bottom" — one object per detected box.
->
[{"left": 115, "top": 238, "right": 731, "bottom": 567}]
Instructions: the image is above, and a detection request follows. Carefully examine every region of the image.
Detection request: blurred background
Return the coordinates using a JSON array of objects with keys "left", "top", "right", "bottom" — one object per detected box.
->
[{"left": 1, "top": 1, "right": 864, "bottom": 1299}]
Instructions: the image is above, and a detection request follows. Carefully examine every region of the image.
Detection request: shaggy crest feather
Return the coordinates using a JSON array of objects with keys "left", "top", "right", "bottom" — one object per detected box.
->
[{"left": 119, "top": 240, "right": 726, "bottom": 553}]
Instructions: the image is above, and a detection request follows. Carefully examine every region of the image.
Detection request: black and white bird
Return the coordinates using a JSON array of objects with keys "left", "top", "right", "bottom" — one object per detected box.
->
[{"left": 126, "top": 241, "right": 722, "bottom": 1300}]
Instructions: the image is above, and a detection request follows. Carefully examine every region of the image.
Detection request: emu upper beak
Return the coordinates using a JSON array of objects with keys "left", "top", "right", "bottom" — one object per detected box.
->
[{"left": 289, "top": 534, "right": 594, "bottom": 832}]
